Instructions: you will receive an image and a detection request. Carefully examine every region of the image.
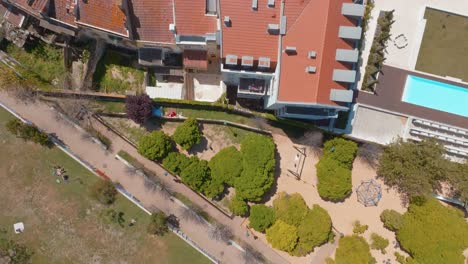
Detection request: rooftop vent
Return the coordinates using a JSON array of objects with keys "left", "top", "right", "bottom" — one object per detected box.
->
[
  {"left": 252, "top": 0, "right": 258, "bottom": 10},
  {"left": 225, "top": 54, "right": 238, "bottom": 65},
  {"left": 224, "top": 16, "right": 231, "bottom": 27},
  {"left": 284, "top": 46, "right": 297, "bottom": 55},
  {"left": 268, "top": 0, "right": 275, "bottom": 8},
  {"left": 258, "top": 57, "right": 271, "bottom": 68},
  {"left": 169, "top": 23, "right": 176, "bottom": 33},
  {"left": 308, "top": 51, "right": 317, "bottom": 59},
  {"left": 242, "top": 56, "right": 254, "bottom": 67},
  {"left": 305, "top": 66, "right": 316, "bottom": 73},
  {"left": 267, "top": 24, "right": 280, "bottom": 34}
]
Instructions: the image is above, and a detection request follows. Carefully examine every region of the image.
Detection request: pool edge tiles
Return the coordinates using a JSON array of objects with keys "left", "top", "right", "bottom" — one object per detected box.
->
[{"left": 402, "top": 75, "right": 468, "bottom": 117}]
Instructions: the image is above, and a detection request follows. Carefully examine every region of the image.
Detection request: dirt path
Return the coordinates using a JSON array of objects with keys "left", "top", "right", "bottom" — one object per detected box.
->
[{"left": 0, "top": 92, "right": 287, "bottom": 264}]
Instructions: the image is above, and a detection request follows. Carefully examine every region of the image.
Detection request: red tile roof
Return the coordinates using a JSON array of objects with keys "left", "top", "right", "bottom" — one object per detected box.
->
[
  {"left": 174, "top": 0, "right": 217, "bottom": 36},
  {"left": 184, "top": 50, "right": 208, "bottom": 70},
  {"left": 130, "top": 0, "right": 174, "bottom": 43},
  {"left": 220, "top": 0, "right": 281, "bottom": 68},
  {"left": 277, "top": 0, "right": 355, "bottom": 106},
  {"left": 77, "top": 0, "right": 128, "bottom": 37},
  {"left": 0, "top": 2, "right": 25, "bottom": 27},
  {"left": 49, "top": 0, "right": 77, "bottom": 26},
  {"left": 13, "top": 0, "right": 49, "bottom": 14}
]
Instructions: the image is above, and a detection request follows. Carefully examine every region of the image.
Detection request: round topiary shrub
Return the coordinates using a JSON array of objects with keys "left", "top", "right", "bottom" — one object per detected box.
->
[{"left": 138, "top": 131, "right": 172, "bottom": 161}]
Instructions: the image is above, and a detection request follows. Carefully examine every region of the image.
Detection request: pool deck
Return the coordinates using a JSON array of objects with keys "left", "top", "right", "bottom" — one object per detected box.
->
[{"left": 356, "top": 65, "right": 468, "bottom": 129}]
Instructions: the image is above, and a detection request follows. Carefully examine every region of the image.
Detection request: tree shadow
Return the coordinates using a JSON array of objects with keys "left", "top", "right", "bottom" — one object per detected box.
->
[{"left": 188, "top": 136, "right": 208, "bottom": 155}]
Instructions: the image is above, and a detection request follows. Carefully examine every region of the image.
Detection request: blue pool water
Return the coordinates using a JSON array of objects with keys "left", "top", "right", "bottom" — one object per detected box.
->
[{"left": 402, "top": 75, "right": 468, "bottom": 117}]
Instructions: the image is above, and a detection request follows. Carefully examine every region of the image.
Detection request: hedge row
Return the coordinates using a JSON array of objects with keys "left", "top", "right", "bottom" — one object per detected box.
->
[{"left": 316, "top": 137, "right": 357, "bottom": 202}]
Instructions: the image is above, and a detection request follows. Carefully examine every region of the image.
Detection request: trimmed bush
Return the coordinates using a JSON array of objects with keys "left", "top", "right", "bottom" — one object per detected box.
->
[
  {"left": 322, "top": 137, "right": 358, "bottom": 169},
  {"left": 249, "top": 204, "right": 275, "bottom": 232},
  {"left": 162, "top": 152, "right": 192, "bottom": 175},
  {"left": 266, "top": 220, "right": 298, "bottom": 253},
  {"left": 292, "top": 205, "right": 333, "bottom": 256},
  {"left": 172, "top": 117, "right": 202, "bottom": 150},
  {"left": 395, "top": 198, "right": 468, "bottom": 264},
  {"left": 352, "top": 220, "right": 368, "bottom": 235},
  {"left": 380, "top": 209, "right": 403, "bottom": 232},
  {"left": 125, "top": 94, "right": 153, "bottom": 124},
  {"left": 209, "top": 146, "right": 243, "bottom": 186},
  {"left": 273, "top": 192, "right": 308, "bottom": 227},
  {"left": 91, "top": 180, "right": 117, "bottom": 205},
  {"left": 147, "top": 211, "right": 168, "bottom": 236},
  {"left": 180, "top": 158, "right": 210, "bottom": 192},
  {"left": 334, "top": 235, "right": 374, "bottom": 264},
  {"left": 316, "top": 158, "right": 352, "bottom": 201},
  {"left": 229, "top": 195, "right": 249, "bottom": 216},
  {"left": 370, "top": 233, "right": 389, "bottom": 254},
  {"left": 235, "top": 134, "right": 275, "bottom": 201},
  {"left": 138, "top": 131, "right": 172, "bottom": 161}
]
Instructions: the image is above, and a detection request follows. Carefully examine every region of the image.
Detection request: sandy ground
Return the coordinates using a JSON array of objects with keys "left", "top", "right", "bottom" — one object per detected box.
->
[{"left": 253, "top": 132, "right": 408, "bottom": 264}]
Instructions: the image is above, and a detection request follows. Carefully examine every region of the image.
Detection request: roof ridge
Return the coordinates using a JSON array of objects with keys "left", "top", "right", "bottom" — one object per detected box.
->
[
  {"left": 314, "top": 0, "right": 332, "bottom": 102},
  {"left": 284, "top": 0, "right": 312, "bottom": 33}
]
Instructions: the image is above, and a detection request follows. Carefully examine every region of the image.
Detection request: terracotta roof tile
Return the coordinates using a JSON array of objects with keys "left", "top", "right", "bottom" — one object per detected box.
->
[
  {"left": 12, "top": 0, "right": 49, "bottom": 14},
  {"left": 184, "top": 50, "right": 208, "bottom": 70},
  {"left": 220, "top": 0, "right": 280, "bottom": 67},
  {"left": 174, "top": 0, "right": 217, "bottom": 36},
  {"left": 49, "top": 0, "right": 77, "bottom": 26},
  {"left": 77, "top": 0, "right": 128, "bottom": 37},
  {"left": 0, "top": 2, "right": 25, "bottom": 27},
  {"left": 277, "top": 0, "right": 356, "bottom": 106},
  {"left": 130, "top": 0, "right": 174, "bottom": 43}
]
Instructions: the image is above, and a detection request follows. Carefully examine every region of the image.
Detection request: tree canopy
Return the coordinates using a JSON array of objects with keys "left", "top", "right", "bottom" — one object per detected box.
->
[
  {"left": 172, "top": 118, "right": 202, "bottom": 150},
  {"left": 266, "top": 220, "right": 298, "bottom": 253},
  {"left": 180, "top": 158, "right": 211, "bottom": 192},
  {"left": 138, "top": 131, "right": 172, "bottom": 161},
  {"left": 249, "top": 204, "right": 275, "bottom": 232},
  {"left": 394, "top": 198, "right": 468, "bottom": 264},
  {"left": 380, "top": 209, "right": 403, "bottom": 232},
  {"left": 90, "top": 180, "right": 117, "bottom": 205},
  {"left": 273, "top": 192, "right": 308, "bottom": 227},
  {"left": 229, "top": 195, "right": 249, "bottom": 216},
  {"left": 125, "top": 94, "right": 153, "bottom": 125},
  {"left": 147, "top": 211, "right": 168, "bottom": 236},
  {"left": 209, "top": 146, "right": 243, "bottom": 186},
  {"left": 162, "top": 152, "right": 192, "bottom": 175},
  {"left": 334, "top": 235, "right": 374, "bottom": 264},
  {"left": 316, "top": 157, "right": 352, "bottom": 201},
  {"left": 235, "top": 134, "right": 276, "bottom": 201},
  {"left": 322, "top": 137, "right": 358, "bottom": 169}
]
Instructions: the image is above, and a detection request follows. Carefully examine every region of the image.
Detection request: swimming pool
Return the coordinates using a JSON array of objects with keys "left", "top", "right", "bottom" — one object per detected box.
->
[{"left": 402, "top": 75, "right": 468, "bottom": 117}]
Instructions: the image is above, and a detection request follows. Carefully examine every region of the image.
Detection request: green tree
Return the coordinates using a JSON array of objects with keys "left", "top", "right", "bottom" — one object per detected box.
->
[
  {"left": 395, "top": 198, "right": 468, "bottom": 264},
  {"left": 180, "top": 159, "right": 210, "bottom": 192},
  {"left": 380, "top": 209, "right": 403, "bottom": 231},
  {"left": 266, "top": 220, "right": 298, "bottom": 253},
  {"left": 138, "top": 131, "right": 172, "bottom": 161},
  {"left": 293, "top": 205, "right": 333, "bottom": 256},
  {"left": 235, "top": 134, "right": 276, "bottom": 201},
  {"left": 229, "top": 195, "right": 249, "bottom": 216},
  {"left": 203, "top": 176, "right": 225, "bottom": 199},
  {"left": 273, "top": 192, "right": 308, "bottom": 227},
  {"left": 172, "top": 118, "right": 202, "bottom": 150},
  {"left": 6, "top": 119, "right": 51, "bottom": 146},
  {"left": 445, "top": 162, "right": 468, "bottom": 201},
  {"left": 209, "top": 146, "right": 243, "bottom": 186},
  {"left": 322, "top": 137, "right": 358, "bottom": 169},
  {"left": 162, "top": 152, "right": 192, "bottom": 175},
  {"left": 316, "top": 157, "right": 352, "bottom": 201},
  {"left": 91, "top": 180, "right": 117, "bottom": 205},
  {"left": 334, "top": 235, "right": 374, "bottom": 264},
  {"left": 249, "top": 204, "right": 275, "bottom": 232},
  {"left": 377, "top": 139, "right": 447, "bottom": 198},
  {"left": 147, "top": 211, "right": 168, "bottom": 236},
  {"left": 370, "top": 233, "right": 389, "bottom": 254}
]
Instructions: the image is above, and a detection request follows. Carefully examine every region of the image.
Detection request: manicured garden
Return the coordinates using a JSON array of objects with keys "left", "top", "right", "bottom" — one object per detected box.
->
[
  {"left": 416, "top": 8, "right": 468, "bottom": 82},
  {"left": 0, "top": 108, "right": 210, "bottom": 263}
]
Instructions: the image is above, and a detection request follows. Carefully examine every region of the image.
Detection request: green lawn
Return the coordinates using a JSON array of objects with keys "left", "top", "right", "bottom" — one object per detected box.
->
[
  {"left": 0, "top": 108, "right": 210, "bottom": 264},
  {"left": 416, "top": 8, "right": 468, "bottom": 81},
  {"left": 94, "top": 50, "right": 145, "bottom": 94}
]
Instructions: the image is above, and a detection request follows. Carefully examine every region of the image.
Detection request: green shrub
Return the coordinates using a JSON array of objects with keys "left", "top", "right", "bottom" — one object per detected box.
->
[
  {"left": 322, "top": 137, "right": 358, "bottom": 169},
  {"left": 370, "top": 233, "right": 389, "bottom": 254},
  {"left": 316, "top": 158, "right": 352, "bottom": 201},
  {"left": 273, "top": 192, "right": 308, "bottom": 227},
  {"left": 229, "top": 195, "right": 248, "bottom": 216},
  {"left": 266, "top": 220, "right": 298, "bottom": 253},
  {"left": 394, "top": 252, "right": 407, "bottom": 264},
  {"left": 352, "top": 220, "right": 368, "bottom": 235},
  {"left": 235, "top": 134, "right": 275, "bottom": 201},
  {"left": 380, "top": 209, "right": 403, "bottom": 232},
  {"left": 334, "top": 235, "right": 374, "bottom": 264},
  {"left": 91, "top": 180, "right": 117, "bottom": 205},
  {"left": 0, "top": 239, "right": 33, "bottom": 264},
  {"left": 180, "top": 159, "right": 210, "bottom": 192},
  {"left": 137, "top": 131, "right": 172, "bottom": 161},
  {"left": 147, "top": 211, "right": 168, "bottom": 236},
  {"left": 292, "top": 205, "right": 333, "bottom": 256},
  {"left": 249, "top": 204, "right": 275, "bottom": 232},
  {"left": 99, "top": 208, "right": 125, "bottom": 227},
  {"left": 396, "top": 198, "right": 468, "bottom": 264},
  {"left": 203, "top": 176, "right": 225, "bottom": 199},
  {"left": 6, "top": 119, "right": 51, "bottom": 146},
  {"left": 162, "top": 152, "right": 192, "bottom": 175},
  {"left": 172, "top": 118, "right": 202, "bottom": 150},
  {"left": 209, "top": 146, "right": 243, "bottom": 186}
]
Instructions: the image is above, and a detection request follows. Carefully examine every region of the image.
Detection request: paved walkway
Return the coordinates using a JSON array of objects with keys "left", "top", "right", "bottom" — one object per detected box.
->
[{"left": 0, "top": 92, "right": 288, "bottom": 264}]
